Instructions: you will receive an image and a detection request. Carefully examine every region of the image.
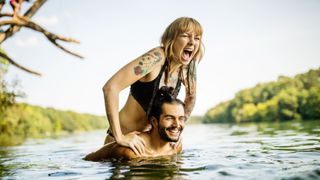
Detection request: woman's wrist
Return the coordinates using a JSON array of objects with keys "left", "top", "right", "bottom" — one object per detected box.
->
[{"left": 114, "top": 133, "right": 124, "bottom": 143}]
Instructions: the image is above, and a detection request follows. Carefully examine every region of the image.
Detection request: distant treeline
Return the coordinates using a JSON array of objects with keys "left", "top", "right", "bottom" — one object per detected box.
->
[
  {"left": 203, "top": 67, "right": 320, "bottom": 123},
  {"left": 0, "top": 103, "right": 107, "bottom": 146},
  {"left": 187, "top": 116, "right": 203, "bottom": 124},
  {"left": 0, "top": 48, "right": 108, "bottom": 146}
]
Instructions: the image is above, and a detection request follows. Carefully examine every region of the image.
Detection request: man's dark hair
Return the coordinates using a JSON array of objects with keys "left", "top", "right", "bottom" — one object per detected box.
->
[{"left": 148, "top": 86, "right": 185, "bottom": 120}]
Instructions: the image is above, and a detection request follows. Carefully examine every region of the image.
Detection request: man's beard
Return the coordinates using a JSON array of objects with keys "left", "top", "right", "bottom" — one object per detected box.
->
[{"left": 158, "top": 124, "right": 182, "bottom": 142}]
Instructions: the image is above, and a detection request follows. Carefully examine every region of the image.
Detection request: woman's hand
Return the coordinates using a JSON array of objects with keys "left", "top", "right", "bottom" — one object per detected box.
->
[
  {"left": 142, "top": 123, "right": 152, "bottom": 132},
  {"left": 116, "top": 131, "right": 146, "bottom": 156},
  {"left": 171, "top": 137, "right": 182, "bottom": 151}
]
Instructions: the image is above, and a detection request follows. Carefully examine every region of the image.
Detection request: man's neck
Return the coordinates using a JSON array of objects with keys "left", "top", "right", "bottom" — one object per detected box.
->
[{"left": 148, "top": 129, "right": 172, "bottom": 153}]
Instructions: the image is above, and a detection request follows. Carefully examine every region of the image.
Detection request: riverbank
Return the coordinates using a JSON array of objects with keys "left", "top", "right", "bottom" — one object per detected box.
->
[{"left": 0, "top": 103, "right": 108, "bottom": 146}]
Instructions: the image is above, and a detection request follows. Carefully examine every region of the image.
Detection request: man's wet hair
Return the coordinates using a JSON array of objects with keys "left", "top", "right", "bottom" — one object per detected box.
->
[{"left": 149, "top": 86, "right": 185, "bottom": 120}]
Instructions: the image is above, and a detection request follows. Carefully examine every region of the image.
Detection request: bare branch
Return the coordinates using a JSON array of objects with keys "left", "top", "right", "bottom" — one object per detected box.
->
[
  {"left": 23, "top": 0, "right": 48, "bottom": 19},
  {"left": 0, "top": 0, "right": 47, "bottom": 43},
  {"left": 23, "top": 18, "right": 84, "bottom": 59},
  {"left": 0, "top": 19, "right": 24, "bottom": 26},
  {"left": 0, "top": 51, "right": 41, "bottom": 76},
  {"left": 0, "top": 13, "right": 14, "bottom": 18},
  {"left": 0, "top": 18, "right": 84, "bottom": 59},
  {"left": 0, "top": 0, "right": 83, "bottom": 76},
  {"left": 47, "top": 39, "right": 83, "bottom": 59}
]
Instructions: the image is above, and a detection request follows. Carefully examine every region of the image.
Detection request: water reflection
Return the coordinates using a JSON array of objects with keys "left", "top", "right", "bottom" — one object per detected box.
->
[
  {"left": 235, "top": 120, "right": 320, "bottom": 153},
  {"left": 0, "top": 148, "right": 14, "bottom": 177},
  {"left": 104, "top": 155, "right": 184, "bottom": 179},
  {"left": 253, "top": 120, "right": 320, "bottom": 135}
]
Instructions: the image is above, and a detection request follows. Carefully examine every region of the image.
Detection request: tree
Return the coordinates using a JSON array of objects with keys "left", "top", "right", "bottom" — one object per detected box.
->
[
  {"left": 299, "top": 87, "right": 320, "bottom": 119},
  {"left": 203, "top": 67, "right": 320, "bottom": 123},
  {"left": 0, "top": 48, "right": 23, "bottom": 115},
  {"left": 0, "top": 0, "right": 83, "bottom": 76}
]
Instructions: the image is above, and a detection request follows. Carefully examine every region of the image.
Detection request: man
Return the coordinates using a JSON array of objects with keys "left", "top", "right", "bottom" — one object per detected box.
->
[{"left": 84, "top": 87, "right": 186, "bottom": 161}]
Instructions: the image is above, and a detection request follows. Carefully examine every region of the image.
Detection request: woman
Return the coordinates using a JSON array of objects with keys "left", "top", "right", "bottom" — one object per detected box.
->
[{"left": 103, "top": 17, "right": 204, "bottom": 156}]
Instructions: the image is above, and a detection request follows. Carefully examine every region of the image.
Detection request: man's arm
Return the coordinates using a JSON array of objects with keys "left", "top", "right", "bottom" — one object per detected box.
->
[{"left": 84, "top": 142, "right": 138, "bottom": 161}]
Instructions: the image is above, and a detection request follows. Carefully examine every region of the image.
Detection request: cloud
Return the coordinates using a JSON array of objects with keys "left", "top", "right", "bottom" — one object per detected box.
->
[
  {"left": 13, "top": 36, "right": 39, "bottom": 47},
  {"left": 34, "top": 15, "right": 59, "bottom": 26}
]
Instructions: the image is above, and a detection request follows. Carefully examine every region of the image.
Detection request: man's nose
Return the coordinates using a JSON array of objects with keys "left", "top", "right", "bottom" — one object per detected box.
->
[{"left": 172, "top": 118, "right": 180, "bottom": 126}]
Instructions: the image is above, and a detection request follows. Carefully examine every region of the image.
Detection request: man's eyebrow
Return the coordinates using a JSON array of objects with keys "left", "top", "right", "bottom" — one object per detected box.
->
[
  {"left": 163, "top": 115, "right": 175, "bottom": 118},
  {"left": 163, "top": 115, "right": 186, "bottom": 120}
]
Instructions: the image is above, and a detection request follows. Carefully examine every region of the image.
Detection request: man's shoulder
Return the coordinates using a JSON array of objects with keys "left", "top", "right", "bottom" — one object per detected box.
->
[
  {"left": 114, "top": 134, "right": 149, "bottom": 159},
  {"left": 84, "top": 142, "right": 138, "bottom": 161},
  {"left": 114, "top": 146, "right": 138, "bottom": 160}
]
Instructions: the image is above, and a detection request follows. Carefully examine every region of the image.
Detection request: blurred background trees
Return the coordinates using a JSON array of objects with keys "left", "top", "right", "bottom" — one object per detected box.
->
[{"left": 204, "top": 68, "right": 320, "bottom": 123}]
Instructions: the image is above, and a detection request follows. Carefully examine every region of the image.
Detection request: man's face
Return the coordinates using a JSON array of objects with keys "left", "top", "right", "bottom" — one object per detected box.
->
[{"left": 157, "top": 103, "right": 186, "bottom": 142}]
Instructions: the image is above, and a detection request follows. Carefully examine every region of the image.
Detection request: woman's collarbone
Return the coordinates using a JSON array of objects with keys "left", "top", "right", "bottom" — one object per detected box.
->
[{"left": 159, "top": 70, "right": 179, "bottom": 87}]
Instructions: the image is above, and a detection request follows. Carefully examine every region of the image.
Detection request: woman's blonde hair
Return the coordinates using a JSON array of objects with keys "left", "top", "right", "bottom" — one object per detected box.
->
[{"left": 161, "top": 17, "right": 204, "bottom": 94}]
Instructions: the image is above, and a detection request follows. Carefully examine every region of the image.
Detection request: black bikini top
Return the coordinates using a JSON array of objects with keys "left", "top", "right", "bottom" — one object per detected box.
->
[{"left": 130, "top": 60, "right": 182, "bottom": 117}]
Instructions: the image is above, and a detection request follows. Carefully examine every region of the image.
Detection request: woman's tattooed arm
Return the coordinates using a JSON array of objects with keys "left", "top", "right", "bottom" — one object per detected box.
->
[
  {"left": 133, "top": 50, "right": 162, "bottom": 76},
  {"left": 184, "top": 92, "right": 196, "bottom": 118},
  {"left": 183, "top": 60, "right": 197, "bottom": 118}
]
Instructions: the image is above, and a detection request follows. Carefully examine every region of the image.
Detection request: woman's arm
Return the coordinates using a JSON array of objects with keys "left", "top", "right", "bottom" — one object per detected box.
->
[
  {"left": 184, "top": 91, "right": 196, "bottom": 118},
  {"left": 182, "top": 60, "right": 197, "bottom": 118},
  {"left": 102, "top": 47, "right": 164, "bottom": 155}
]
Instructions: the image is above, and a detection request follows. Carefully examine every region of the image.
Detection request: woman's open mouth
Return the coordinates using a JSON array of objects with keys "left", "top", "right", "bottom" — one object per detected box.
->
[{"left": 182, "top": 49, "right": 193, "bottom": 62}]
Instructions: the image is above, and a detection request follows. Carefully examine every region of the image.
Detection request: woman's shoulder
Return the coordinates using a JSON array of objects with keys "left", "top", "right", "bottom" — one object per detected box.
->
[
  {"left": 146, "top": 47, "right": 165, "bottom": 62},
  {"left": 142, "top": 46, "right": 166, "bottom": 65},
  {"left": 149, "top": 46, "right": 165, "bottom": 54}
]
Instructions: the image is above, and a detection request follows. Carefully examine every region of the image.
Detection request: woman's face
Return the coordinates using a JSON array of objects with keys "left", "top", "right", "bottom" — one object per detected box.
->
[{"left": 172, "top": 30, "right": 201, "bottom": 65}]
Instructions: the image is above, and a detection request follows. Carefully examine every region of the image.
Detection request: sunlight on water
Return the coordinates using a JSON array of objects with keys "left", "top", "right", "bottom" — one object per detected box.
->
[{"left": 0, "top": 120, "right": 320, "bottom": 179}]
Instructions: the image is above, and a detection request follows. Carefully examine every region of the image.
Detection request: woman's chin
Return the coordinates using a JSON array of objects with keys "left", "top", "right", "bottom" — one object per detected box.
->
[{"left": 180, "top": 58, "right": 192, "bottom": 65}]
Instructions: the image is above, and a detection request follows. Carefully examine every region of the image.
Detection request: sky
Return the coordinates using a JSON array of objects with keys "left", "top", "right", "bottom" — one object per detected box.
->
[{"left": 2, "top": 0, "right": 320, "bottom": 116}]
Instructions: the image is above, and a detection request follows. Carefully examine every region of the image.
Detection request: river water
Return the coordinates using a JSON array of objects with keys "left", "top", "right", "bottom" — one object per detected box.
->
[{"left": 1, "top": 120, "right": 320, "bottom": 179}]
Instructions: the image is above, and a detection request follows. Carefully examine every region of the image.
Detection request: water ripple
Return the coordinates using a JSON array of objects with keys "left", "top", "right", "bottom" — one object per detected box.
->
[{"left": 1, "top": 121, "right": 320, "bottom": 179}]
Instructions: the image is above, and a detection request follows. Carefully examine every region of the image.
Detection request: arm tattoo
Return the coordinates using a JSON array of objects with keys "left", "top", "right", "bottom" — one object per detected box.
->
[
  {"left": 184, "top": 94, "right": 196, "bottom": 118},
  {"left": 133, "top": 51, "right": 162, "bottom": 76},
  {"left": 184, "top": 60, "right": 197, "bottom": 117}
]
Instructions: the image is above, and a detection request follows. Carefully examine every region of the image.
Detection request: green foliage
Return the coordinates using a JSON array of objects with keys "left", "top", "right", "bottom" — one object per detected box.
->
[
  {"left": 0, "top": 47, "right": 107, "bottom": 146},
  {"left": 0, "top": 47, "right": 9, "bottom": 65},
  {"left": 204, "top": 67, "right": 320, "bottom": 123},
  {"left": 203, "top": 101, "right": 231, "bottom": 123},
  {"left": 0, "top": 103, "right": 108, "bottom": 146},
  {"left": 0, "top": 47, "right": 18, "bottom": 117},
  {"left": 187, "top": 115, "right": 203, "bottom": 124},
  {"left": 299, "top": 87, "right": 320, "bottom": 119}
]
